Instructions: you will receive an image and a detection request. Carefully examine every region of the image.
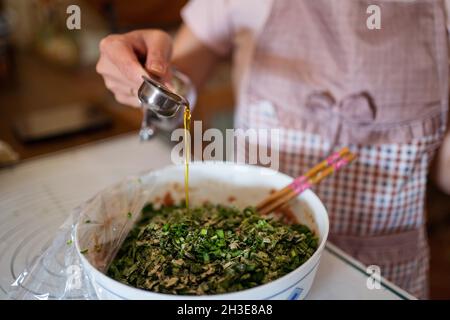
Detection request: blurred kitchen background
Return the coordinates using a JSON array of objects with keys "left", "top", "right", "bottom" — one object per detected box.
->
[{"left": 0, "top": 0, "right": 449, "bottom": 299}]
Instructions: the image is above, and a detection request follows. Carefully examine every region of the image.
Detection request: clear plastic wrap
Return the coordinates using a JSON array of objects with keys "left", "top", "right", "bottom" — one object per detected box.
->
[{"left": 8, "top": 174, "right": 156, "bottom": 300}]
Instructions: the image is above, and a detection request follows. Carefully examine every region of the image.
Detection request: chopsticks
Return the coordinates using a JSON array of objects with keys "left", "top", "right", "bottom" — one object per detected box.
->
[{"left": 256, "top": 147, "right": 357, "bottom": 216}]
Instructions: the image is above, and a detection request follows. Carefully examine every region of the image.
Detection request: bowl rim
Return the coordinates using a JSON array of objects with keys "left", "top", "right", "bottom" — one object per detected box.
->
[{"left": 75, "top": 162, "right": 329, "bottom": 299}]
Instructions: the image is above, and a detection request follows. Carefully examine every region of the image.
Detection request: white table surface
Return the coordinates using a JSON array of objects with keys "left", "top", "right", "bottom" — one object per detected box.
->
[{"left": 0, "top": 133, "right": 415, "bottom": 300}]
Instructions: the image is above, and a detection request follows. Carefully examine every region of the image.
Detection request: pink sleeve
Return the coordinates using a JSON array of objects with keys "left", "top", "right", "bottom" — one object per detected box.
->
[{"left": 181, "top": 0, "right": 233, "bottom": 57}]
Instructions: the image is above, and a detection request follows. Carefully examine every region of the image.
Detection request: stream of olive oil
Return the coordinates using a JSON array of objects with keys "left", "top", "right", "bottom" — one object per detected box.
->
[{"left": 183, "top": 104, "right": 191, "bottom": 211}]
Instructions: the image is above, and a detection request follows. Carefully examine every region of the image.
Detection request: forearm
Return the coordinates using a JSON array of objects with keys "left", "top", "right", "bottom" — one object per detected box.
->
[{"left": 171, "top": 24, "right": 222, "bottom": 90}]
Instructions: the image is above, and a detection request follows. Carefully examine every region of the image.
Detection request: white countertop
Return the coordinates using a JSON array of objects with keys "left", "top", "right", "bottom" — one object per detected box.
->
[{"left": 0, "top": 133, "right": 415, "bottom": 300}]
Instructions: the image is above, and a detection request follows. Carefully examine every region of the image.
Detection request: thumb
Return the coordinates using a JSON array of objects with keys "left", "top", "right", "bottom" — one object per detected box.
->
[
  {"left": 101, "top": 34, "right": 150, "bottom": 86},
  {"left": 142, "top": 31, "right": 173, "bottom": 78}
]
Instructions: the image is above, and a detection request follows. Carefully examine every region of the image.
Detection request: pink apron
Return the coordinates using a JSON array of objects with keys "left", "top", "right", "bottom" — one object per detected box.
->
[{"left": 235, "top": 0, "right": 448, "bottom": 298}]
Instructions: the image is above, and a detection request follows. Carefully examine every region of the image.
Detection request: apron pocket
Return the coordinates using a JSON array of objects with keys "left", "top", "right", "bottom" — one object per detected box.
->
[{"left": 329, "top": 229, "right": 420, "bottom": 265}]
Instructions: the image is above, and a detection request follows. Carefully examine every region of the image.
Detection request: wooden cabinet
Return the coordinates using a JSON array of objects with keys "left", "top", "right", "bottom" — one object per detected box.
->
[{"left": 89, "top": 0, "right": 188, "bottom": 31}]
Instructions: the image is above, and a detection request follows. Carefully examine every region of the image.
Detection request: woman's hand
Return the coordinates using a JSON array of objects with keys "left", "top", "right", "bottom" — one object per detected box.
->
[{"left": 96, "top": 29, "right": 173, "bottom": 107}]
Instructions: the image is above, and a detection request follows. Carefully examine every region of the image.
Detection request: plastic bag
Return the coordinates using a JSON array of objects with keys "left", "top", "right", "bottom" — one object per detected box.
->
[{"left": 8, "top": 173, "right": 157, "bottom": 300}]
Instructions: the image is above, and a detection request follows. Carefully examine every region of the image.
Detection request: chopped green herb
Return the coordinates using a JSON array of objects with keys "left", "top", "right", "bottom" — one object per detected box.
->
[
  {"left": 66, "top": 239, "right": 73, "bottom": 245},
  {"left": 127, "top": 212, "right": 132, "bottom": 219},
  {"left": 80, "top": 248, "right": 89, "bottom": 254},
  {"left": 85, "top": 219, "right": 91, "bottom": 224},
  {"left": 203, "top": 252, "right": 210, "bottom": 263},
  {"left": 108, "top": 203, "right": 318, "bottom": 295},
  {"left": 216, "top": 229, "right": 224, "bottom": 238}
]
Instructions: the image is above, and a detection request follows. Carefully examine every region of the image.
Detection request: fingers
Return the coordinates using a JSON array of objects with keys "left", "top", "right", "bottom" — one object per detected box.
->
[
  {"left": 140, "top": 30, "right": 173, "bottom": 77},
  {"left": 113, "top": 92, "right": 141, "bottom": 108},
  {"left": 96, "top": 54, "right": 136, "bottom": 88},
  {"left": 96, "top": 29, "right": 173, "bottom": 108},
  {"left": 103, "top": 77, "right": 132, "bottom": 96},
  {"left": 97, "top": 57, "right": 139, "bottom": 107},
  {"left": 99, "top": 34, "right": 149, "bottom": 86},
  {"left": 102, "top": 76, "right": 141, "bottom": 107}
]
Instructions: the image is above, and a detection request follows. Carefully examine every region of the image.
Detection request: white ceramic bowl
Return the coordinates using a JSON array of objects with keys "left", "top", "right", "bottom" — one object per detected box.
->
[{"left": 75, "top": 162, "right": 329, "bottom": 300}]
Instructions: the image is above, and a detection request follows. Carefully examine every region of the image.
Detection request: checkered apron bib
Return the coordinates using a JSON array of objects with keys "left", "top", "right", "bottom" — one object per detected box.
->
[{"left": 234, "top": 0, "right": 448, "bottom": 298}]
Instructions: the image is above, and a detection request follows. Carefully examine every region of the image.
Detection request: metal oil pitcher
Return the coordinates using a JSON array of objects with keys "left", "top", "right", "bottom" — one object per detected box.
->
[{"left": 137, "top": 69, "right": 196, "bottom": 140}]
